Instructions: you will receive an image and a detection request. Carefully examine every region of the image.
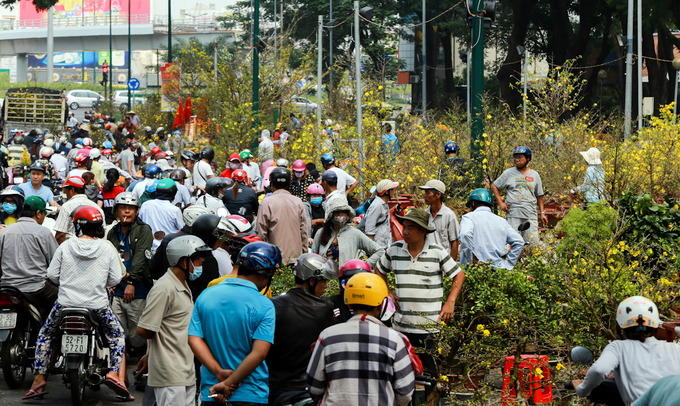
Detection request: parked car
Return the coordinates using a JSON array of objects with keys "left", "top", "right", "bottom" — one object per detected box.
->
[
  {"left": 291, "top": 96, "right": 318, "bottom": 116},
  {"left": 112, "top": 90, "right": 146, "bottom": 110},
  {"left": 65, "top": 89, "right": 104, "bottom": 110}
]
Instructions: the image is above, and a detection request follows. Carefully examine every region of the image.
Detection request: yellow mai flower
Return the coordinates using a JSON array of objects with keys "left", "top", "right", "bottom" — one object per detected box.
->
[
  {"left": 476, "top": 324, "right": 485, "bottom": 332},
  {"left": 534, "top": 368, "right": 544, "bottom": 379},
  {"left": 440, "top": 375, "right": 449, "bottom": 382},
  {"left": 483, "top": 329, "right": 491, "bottom": 337},
  {"left": 556, "top": 363, "right": 565, "bottom": 371}
]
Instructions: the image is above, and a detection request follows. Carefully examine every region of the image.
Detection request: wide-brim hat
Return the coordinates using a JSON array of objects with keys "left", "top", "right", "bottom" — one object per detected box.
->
[
  {"left": 325, "top": 196, "right": 356, "bottom": 221},
  {"left": 580, "top": 147, "right": 602, "bottom": 165},
  {"left": 396, "top": 207, "right": 435, "bottom": 233}
]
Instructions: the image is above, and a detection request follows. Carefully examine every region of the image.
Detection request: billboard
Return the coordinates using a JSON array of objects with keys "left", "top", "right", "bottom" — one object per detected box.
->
[
  {"left": 20, "top": 0, "right": 150, "bottom": 21},
  {"left": 28, "top": 52, "right": 128, "bottom": 69}
]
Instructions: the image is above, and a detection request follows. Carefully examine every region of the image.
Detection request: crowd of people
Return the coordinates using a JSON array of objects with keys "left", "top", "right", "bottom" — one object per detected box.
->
[{"left": 4, "top": 116, "right": 670, "bottom": 406}]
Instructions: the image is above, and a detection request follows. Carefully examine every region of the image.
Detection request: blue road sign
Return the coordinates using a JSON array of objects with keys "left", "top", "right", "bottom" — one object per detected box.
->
[{"left": 127, "top": 78, "right": 140, "bottom": 91}]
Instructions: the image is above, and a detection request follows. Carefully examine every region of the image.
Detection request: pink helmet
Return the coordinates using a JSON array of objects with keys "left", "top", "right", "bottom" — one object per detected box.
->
[
  {"left": 339, "top": 259, "right": 372, "bottom": 280},
  {"left": 307, "top": 183, "right": 324, "bottom": 195},
  {"left": 292, "top": 159, "right": 306, "bottom": 172}
]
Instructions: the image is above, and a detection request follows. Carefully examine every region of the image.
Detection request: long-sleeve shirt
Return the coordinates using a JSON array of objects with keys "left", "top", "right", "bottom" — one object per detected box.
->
[
  {"left": 458, "top": 206, "right": 525, "bottom": 270},
  {"left": 576, "top": 337, "right": 680, "bottom": 404},
  {"left": 363, "top": 198, "right": 391, "bottom": 248},
  {"left": 48, "top": 238, "right": 125, "bottom": 309},
  {"left": 576, "top": 164, "right": 605, "bottom": 203},
  {"left": 256, "top": 189, "right": 308, "bottom": 264},
  {"left": 306, "top": 314, "right": 415, "bottom": 406},
  {"left": 311, "top": 226, "right": 384, "bottom": 269}
]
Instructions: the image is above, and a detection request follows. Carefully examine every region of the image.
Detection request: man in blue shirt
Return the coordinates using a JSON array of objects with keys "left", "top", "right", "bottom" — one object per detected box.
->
[
  {"left": 459, "top": 189, "right": 525, "bottom": 270},
  {"left": 189, "top": 242, "right": 281, "bottom": 405},
  {"left": 18, "top": 162, "right": 57, "bottom": 207}
]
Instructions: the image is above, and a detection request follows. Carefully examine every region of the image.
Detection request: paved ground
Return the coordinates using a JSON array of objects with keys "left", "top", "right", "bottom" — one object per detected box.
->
[{"left": 0, "top": 365, "right": 146, "bottom": 406}]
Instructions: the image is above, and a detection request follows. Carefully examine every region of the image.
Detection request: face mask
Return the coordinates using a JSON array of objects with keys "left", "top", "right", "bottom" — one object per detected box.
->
[
  {"left": 2, "top": 203, "right": 16, "bottom": 214},
  {"left": 332, "top": 215, "right": 349, "bottom": 228},
  {"left": 311, "top": 197, "right": 323, "bottom": 205},
  {"left": 218, "top": 192, "right": 224, "bottom": 199},
  {"left": 189, "top": 260, "right": 203, "bottom": 281},
  {"left": 294, "top": 171, "right": 305, "bottom": 179},
  {"left": 229, "top": 162, "right": 240, "bottom": 170}
]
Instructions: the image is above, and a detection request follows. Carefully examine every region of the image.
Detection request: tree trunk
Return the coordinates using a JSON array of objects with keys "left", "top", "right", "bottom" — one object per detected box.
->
[
  {"left": 497, "top": 0, "right": 538, "bottom": 109},
  {"left": 642, "top": 26, "right": 661, "bottom": 115}
]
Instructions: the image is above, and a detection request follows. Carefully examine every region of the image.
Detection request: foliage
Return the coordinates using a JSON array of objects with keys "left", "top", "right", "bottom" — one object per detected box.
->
[
  {"left": 554, "top": 202, "right": 617, "bottom": 258},
  {"left": 618, "top": 191, "right": 680, "bottom": 243}
]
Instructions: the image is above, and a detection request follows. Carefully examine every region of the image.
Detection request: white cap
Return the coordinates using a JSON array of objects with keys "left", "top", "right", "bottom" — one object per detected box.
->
[
  {"left": 418, "top": 179, "right": 446, "bottom": 194},
  {"left": 376, "top": 179, "right": 399, "bottom": 195}
]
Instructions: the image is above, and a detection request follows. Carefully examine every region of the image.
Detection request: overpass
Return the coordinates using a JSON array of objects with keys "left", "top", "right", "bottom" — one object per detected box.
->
[{"left": 0, "top": 15, "right": 239, "bottom": 82}]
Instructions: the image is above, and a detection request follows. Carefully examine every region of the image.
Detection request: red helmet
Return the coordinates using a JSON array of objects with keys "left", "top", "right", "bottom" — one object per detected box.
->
[
  {"left": 74, "top": 151, "right": 89, "bottom": 165},
  {"left": 151, "top": 146, "right": 161, "bottom": 155},
  {"left": 102, "top": 148, "right": 113, "bottom": 155},
  {"left": 292, "top": 159, "right": 306, "bottom": 172},
  {"left": 73, "top": 205, "right": 104, "bottom": 227},
  {"left": 232, "top": 169, "right": 248, "bottom": 183},
  {"left": 154, "top": 152, "right": 167, "bottom": 160},
  {"left": 339, "top": 259, "right": 372, "bottom": 280}
]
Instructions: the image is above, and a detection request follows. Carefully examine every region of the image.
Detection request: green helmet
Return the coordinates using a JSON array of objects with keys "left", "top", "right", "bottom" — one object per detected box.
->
[
  {"left": 467, "top": 188, "right": 493, "bottom": 208},
  {"left": 240, "top": 151, "right": 251, "bottom": 161},
  {"left": 156, "top": 178, "right": 178, "bottom": 199}
]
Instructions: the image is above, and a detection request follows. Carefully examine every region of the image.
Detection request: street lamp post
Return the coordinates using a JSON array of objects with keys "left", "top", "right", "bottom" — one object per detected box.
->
[
  {"left": 168, "top": 0, "right": 172, "bottom": 63},
  {"left": 127, "top": 0, "right": 131, "bottom": 111},
  {"left": 109, "top": 0, "right": 112, "bottom": 98}
]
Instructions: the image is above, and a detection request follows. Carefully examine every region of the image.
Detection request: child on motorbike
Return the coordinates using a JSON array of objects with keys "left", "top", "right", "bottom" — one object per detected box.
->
[
  {"left": 23, "top": 206, "right": 129, "bottom": 400},
  {"left": 574, "top": 296, "right": 680, "bottom": 404}
]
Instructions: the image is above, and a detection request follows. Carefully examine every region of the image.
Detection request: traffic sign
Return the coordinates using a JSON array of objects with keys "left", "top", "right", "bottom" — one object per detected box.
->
[{"left": 127, "top": 78, "right": 140, "bottom": 91}]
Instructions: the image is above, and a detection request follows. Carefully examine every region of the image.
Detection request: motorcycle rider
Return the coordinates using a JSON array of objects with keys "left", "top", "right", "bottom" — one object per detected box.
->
[
  {"left": 223, "top": 169, "right": 258, "bottom": 223},
  {"left": 54, "top": 175, "right": 105, "bottom": 244},
  {"left": 320, "top": 153, "right": 358, "bottom": 197},
  {"left": 328, "top": 259, "right": 373, "bottom": 324},
  {"left": 8, "top": 135, "right": 27, "bottom": 168},
  {"left": 459, "top": 189, "right": 525, "bottom": 270},
  {"left": 194, "top": 242, "right": 281, "bottom": 404},
  {"left": 574, "top": 296, "right": 680, "bottom": 404},
  {"left": 138, "top": 178, "right": 184, "bottom": 250},
  {"left": 289, "top": 159, "right": 315, "bottom": 202},
  {"left": 137, "top": 235, "right": 211, "bottom": 406},
  {"left": 193, "top": 147, "right": 216, "bottom": 191},
  {"left": 1, "top": 186, "right": 25, "bottom": 226},
  {"left": 170, "top": 169, "right": 192, "bottom": 207},
  {"left": 305, "top": 273, "right": 415, "bottom": 406},
  {"left": 0, "top": 196, "right": 58, "bottom": 318},
  {"left": 240, "top": 150, "right": 261, "bottom": 188},
  {"left": 17, "top": 162, "right": 57, "bottom": 207},
  {"left": 180, "top": 150, "right": 198, "bottom": 189},
  {"left": 23, "top": 206, "right": 129, "bottom": 400},
  {"left": 195, "top": 176, "right": 230, "bottom": 215},
  {"left": 132, "top": 164, "right": 162, "bottom": 198},
  {"left": 267, "top": 254, "right": 336, "bottom": 405}
]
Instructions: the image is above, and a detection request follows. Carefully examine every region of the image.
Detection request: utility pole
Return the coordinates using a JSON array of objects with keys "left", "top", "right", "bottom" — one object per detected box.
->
[
  {"left": 109, "top": 0, "right": 112, "bottom": 99},
  {"left": 214, "top": 41, "right": 218, "bottom": 86},
  {"left": 274, "top": 0, "right": 277, "bottom": 60},
  {"left": 470, "top": 0, "right": 485, "bottom": 179},
  {"left": 624, "top": 0, "right": 633, "bottom": 137},
  {"left": 421, "top": 0, "right": 426, "bottom": 121},
  {"left": 46, "top": 7, "right": 53, "bottom": 83},
  {"left": 317, "top": 15, "right": 323, "bottom": 136},
  {"left": 168, "top": 0, "right": 173, "bottom": 62},
  {"left": 673, "top": 58, "right": 680, "bottom": 125},
  {"left": 354, "top": 1, "right": 364, "bottom": 198},
  {"left": 252, "top": 0, "right": 260, "bottom": 127},
  {"left": 636, "top": 0, "right": 642, "bottom": 130},
  {"left": 127, "top": 0, "right": 131, "bottom": 111},
  {"left": 329, "top": 0, "right": 333, "bottom": 87}
]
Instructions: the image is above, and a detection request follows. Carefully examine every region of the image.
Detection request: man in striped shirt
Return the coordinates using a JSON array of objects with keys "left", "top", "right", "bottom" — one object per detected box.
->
[
  {"left": 306, "top": 273, "right": 415, "bottom": 406},
  {"left": 377, "top": 207, "right": 465, "bottom": 396}
]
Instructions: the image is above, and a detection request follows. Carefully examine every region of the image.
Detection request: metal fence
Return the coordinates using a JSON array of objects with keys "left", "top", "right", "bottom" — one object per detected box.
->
[{"left": 0, "top": 15, "right": 227, "bottom": 33}]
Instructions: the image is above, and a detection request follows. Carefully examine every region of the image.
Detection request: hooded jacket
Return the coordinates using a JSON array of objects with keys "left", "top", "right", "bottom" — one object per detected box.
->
[{"left": 258, "top": 130, "right": 274, "bottom": 161}]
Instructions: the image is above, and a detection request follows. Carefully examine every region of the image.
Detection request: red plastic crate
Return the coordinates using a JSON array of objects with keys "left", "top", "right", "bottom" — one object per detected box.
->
[{"left": 501, "top": 355, "right": 553, "bottom": 405}]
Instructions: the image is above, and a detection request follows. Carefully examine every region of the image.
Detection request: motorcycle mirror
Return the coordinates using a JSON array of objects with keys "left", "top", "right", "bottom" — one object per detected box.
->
[
  {"left": 370, "top": 185, "right": 377, "bottom": 195},
  {"left": 518, "top": 221, "right": 531, "bottom": 232},
  {"left": 570, "top": 346, "right": 594, "bottom": 365}
]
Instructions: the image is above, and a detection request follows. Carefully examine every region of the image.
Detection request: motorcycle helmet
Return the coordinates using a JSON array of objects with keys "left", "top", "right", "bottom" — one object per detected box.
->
[
  {"left": 227, "top": 232, "right": 261, "bottom": 262},
  {"left": 320, "top": 153, "right": 335, "bottom": 167},
  {"left": 236, "top": 242, "right": 282, "bottom": 278},
  {"left": 444, "top": 141, "right": 459, "bottom": 154},
  {"left": 294, "top": 253, "right": 338, "bottom": 282},
  {"left": 182, "top": 205, "right": 211, "bottom": 227},
  {"left": 200, "top": 147, "right": 215, "bottom": 161},
  {"left": 513, "top": 146, "right": 532, "bottom": 162},
  {"left": 181, "top": 150, "right": 198, "bottom": 161},
  {"left": 307, "top": 183, "right": 324, "bottom": 195},
  {"left": 338, "top": 259, "right": 372, "bottom": 286},
  {"left": 103, "top": 140, "right": 113, "bottom": 149},
  {"left": 292, "top": 159, "right": 306, "bottom": 172},
  {"left": 166, "top": 235, "right": 212, "bottom": 267},
  {"left": 232, "top": 169, "right": 248, "bottom": 183},
  {"left": 113, "top": 192, "right": 140, "bottom": 209},
  {"left": 344, "top": 273, "right": 388, "bottom": 307},
  {"left": 145, "top": 164, "right": 162, "bottom": 179},
  {"left": 40, "top": 147, "right": 54, "bottom": 158},
  {"left": 276, "top": 158, "right": 289, "bottom": 167},
  {"left": 269, "top": 167, "right": 291, "bottom": 189},
  {"left": 616, "top": 296, "right": 661, "bottom": 329},
  {"left": 89, "top": 148, "right": 101, "bottom": 159},
  {"left": 74, "top": 150, "right": 90, "bottom": 166},
  {"left": 170, "top": 169, "right": 187, "bottom": 182},
  {"left": 226, "top": 215, "right": 252, "bottom": 234},
  {"left": 13, "top": 136, "right": 24, "bottom": 145},
  {"left": 156, "top": 178, "right": 178, "bottom": 200},
  {"left": 191, "top": 213, "right": 222, "bottom": 247},
  {"left": 73, "top": 205, "right": 104, "bottom": 234},
  {"left": 205, "top": 177, "right": 229, "bottom": 197},
  {"left": 466, "top": 188, "right": 494, "bottom": 208}
]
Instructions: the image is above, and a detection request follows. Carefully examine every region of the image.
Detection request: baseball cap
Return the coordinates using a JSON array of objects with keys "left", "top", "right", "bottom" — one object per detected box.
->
[
  {"left": 321, "top": 170, "right": 338, "bottom": 182},
  {"left": 376, "top": 179, "right": 399, "bottom": 195},
  {"left": 63, "top": 175, "right": 86, "bottom": 188},
  {"left": 24, "top": 195, "right": 47, "bottom": 211},
  {"left": 418, "top": 179, "right": 446, "bottom": 195}
]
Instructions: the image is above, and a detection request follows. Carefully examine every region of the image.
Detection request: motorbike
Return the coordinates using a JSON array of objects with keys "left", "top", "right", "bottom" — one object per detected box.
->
[
  {"left": 58, "top": 308, "right": 114, "bottom": 406},
  {"left": 0, "top": 285, "right": 44, "bottom": 388},
  {"left": 271, "top": 391, "right": 315, "bottom": 406}
]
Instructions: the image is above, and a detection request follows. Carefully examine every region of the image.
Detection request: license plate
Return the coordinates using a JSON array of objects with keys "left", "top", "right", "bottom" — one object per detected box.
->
[
  {"left": 13, "top": 177, "right": 23, "bottom": 184},
  {"left": 0, "top": 312, "right": 17, "bottom": 329},
  {"left": 62, "top": 334, "right": 88, "bottom": 354}
]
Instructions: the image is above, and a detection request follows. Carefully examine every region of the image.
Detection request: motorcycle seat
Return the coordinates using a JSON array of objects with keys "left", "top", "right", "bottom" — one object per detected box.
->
[
  {"left": 0, "top": 284, "right": 41, "bottom": 309},
  {"left": 60, "top": 308, "right": 100, "bottom": 328},
  {"left": 272, "top": 390, "right": 311, "bottom": 406}
]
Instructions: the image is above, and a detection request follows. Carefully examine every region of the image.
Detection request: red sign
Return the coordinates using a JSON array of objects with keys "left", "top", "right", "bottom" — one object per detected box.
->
[{"left": 526, "top": 176, "right": 534, "bottom": 182}]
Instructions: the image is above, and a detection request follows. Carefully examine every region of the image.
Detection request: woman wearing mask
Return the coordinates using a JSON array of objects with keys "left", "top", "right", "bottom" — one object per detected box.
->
[
  {"left": 312, "top": 197, "right": 384, "bottom": 269},
  {"left": 101, "top": 168, "right": 126, "bottom": 224},
  {"left": 0, "top": 187, "right": 25, "bottom": 226},
  {"left": 219, "top": 153, "right": 243, "bottom": 178},
  {"left": 23, "top": 206, "right": 129, "bottom": 400},
  {"left": 289, "top": 159, "right": 315, "bottom": 202},
  {"left": 304, "top": 183, "right": 326, "bottom": 244}
]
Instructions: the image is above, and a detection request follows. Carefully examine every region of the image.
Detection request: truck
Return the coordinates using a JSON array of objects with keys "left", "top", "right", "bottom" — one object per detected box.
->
[{"left": 2, "top": 87, "right": 68, "bottom": 133}]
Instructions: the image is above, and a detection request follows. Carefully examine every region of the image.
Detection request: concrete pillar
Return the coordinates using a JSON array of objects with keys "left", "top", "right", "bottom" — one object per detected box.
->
[{"left": 16, "top": 53, "right": 28, "bottom": 83}]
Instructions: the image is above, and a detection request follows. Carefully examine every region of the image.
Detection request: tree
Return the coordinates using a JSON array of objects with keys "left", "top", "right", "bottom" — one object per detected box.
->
[{"left": 1, "top": 0, "right": 58, "bottom": 11}]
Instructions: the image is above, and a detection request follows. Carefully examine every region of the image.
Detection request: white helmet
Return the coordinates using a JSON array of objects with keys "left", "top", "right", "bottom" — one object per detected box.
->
[
  {"left": 89, "top": 148, "right": 101, "bottom": 159},
  {"left": 59, "top": 136, "right": 68, "bottom": 144},
  {"left": 182, "top": 205, "right": 210, "bottom": 227},
  {"left": 165, "top": 151, "right": 175, "bottom": 159},
  {"left": 227, "top": 215, "right": 252, "bottom": 233},
  {"left": 43, "top": 139, "right": 55, "bottom": 148},
  {"left": 166, "top": 235, "right": 211, "bottom": 267},
  {"left": 145, "top": 126, "right": 152, "bottom": 133},
  {"left": 276, "top": 158, "right": 289, "bottom": 167},
  {"left": 40, "top": 146, "right": 54, "bottom": 158},
  {"left": 156, "top": 127, "right": 165, "bottom": 134},
  {"left": 82, "top": 137, "right": 93, "bottom": 146},
  {"left": 616, "top": 296, "right": 661, "bottom": 329}
]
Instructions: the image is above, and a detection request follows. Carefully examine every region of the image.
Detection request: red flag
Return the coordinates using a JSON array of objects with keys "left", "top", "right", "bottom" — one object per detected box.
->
[
  {"left": 173, "top": 97, "right": 184, "bottom": 129},
  {"left": 183, "top": 94, "right": 193, "bottom": 124}
]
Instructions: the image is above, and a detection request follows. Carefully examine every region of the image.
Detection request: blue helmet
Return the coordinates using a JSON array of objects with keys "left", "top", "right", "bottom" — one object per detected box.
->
[
  {"left": 145, "top": 179, "right": 160, "bottom": 194},
  {"left": 98, "top": 119, "right": 105, "bottom": 124},
  {"left": 320, "top": 153, "right": 335, "bottom": 167},
  {"left": 173, "top": 130, "right": 181, "bottom": 136},
  {"left": 444, "top": 141, "right": 459, "bottom": 154},
  {"left": 76, "top": 137, "right": 83, "bottom": 145},
  {"left": 102, "top": 140, "right": 113, "bottom": 149},
  {"left": 236, "top": 242, "right": 282, "bottom": 278},
  {"left": 513, "top": 146, "right": 532, "bottom": 162},
  {"left": 145, "top": 164, "right": 162, "bottom": 179}
]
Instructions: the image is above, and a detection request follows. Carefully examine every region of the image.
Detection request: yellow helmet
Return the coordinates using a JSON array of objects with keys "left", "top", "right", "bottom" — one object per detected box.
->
[{"left": 344, "top": 273, "right": 388, "bottom": 307}]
